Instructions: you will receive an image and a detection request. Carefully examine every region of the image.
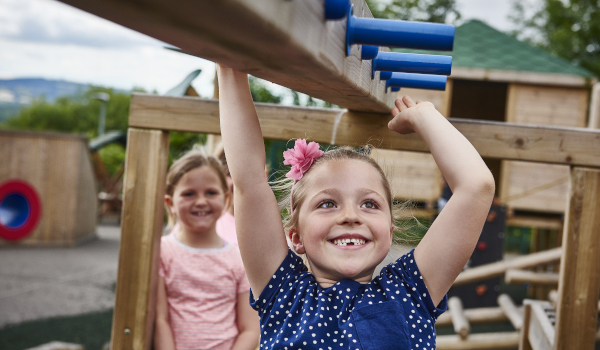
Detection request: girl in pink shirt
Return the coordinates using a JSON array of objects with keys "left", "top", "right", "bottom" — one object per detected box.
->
[{"left": 154, "top": 151, "right": 260, "bottom": 350}]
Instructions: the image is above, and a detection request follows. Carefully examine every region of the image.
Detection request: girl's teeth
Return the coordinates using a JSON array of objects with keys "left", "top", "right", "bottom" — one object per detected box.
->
[{"left": 333, "top": 238, "right": 366, "bottom": 246}]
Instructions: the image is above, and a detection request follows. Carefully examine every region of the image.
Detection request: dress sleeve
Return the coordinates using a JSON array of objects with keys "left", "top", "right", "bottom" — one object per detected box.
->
[
  {"left": 384, "top": 249, "right": 448, "bottom": 321},
  {"left": 158, "top": 237, "right": 169, "bottom": 279},
  {"left": 249, "top": 249, "right": 306, "bottom": 312}
]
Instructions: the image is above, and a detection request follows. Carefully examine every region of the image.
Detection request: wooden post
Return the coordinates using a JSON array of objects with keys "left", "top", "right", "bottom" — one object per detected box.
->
[
  {"left": 110, "top": 128, "right": 170, "bottom": 350},
  {"left": 519, "top": 303, "right": 533, "bottom": 350},
  {"left": 448, "top": 297, "right": 470, "bottom": 339},
  {"left": 453, "top": 248, "right": 562, "bottom": 286},
  {"left": 554, "top": 167, "right": 600, "bottom": 350},
  {"left": 497, "top": 294, "right": 523, "bottom": 330}
]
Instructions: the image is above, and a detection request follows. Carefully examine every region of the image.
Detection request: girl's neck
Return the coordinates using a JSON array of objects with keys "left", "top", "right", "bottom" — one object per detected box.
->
[{"left": 176, "top": 226, "right": 223, "bottom": 249}]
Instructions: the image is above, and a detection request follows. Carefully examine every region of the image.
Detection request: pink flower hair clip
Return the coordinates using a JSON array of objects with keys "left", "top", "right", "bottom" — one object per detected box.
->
[{"left": 283, "top": 139, "right": 324, "bottom": 213}]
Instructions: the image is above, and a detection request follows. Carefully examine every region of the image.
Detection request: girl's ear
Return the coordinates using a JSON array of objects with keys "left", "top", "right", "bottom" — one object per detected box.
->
[
  {"left": 164, "top": 195, "right": 174, "bottom": 213},
  {"left": 288, "top": 228, "right": 305, "bottom": 254}
]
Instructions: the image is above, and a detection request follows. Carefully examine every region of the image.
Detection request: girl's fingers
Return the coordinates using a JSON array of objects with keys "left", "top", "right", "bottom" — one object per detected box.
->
[
  {"left": 394, "top": 98, "right": 407, "bottom": 111},
  {"left": 391, "top": 107, "right": 400, "bottom": 117},
  {"left": 402, "top": 95, "right": 416, "bottom": 108}
]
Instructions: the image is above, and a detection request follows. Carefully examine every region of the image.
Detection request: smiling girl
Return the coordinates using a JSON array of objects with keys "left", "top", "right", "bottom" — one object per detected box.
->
[
  {"left": 218, "top": 65, "right": 495, "bottom": 350},
  {"left": 154, "top": 151, "right": 259, "bottom": 350}
]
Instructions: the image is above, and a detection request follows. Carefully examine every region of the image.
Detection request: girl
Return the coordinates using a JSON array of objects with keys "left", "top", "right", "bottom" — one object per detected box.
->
[
  {"left": 218, "top": 66, "right": 495, "bottom": 349},
  {"left": 154, "top": 150, "right": 260, "bottom": 350}
]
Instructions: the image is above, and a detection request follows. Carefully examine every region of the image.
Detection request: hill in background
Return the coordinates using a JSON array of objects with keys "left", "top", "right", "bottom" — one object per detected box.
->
[{"left": 0, "top": 78, "right": 93, "bottom": 122}]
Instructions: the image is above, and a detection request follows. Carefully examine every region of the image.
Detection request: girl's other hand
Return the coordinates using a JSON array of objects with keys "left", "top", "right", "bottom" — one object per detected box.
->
[{"left": 388, "top": 95, "right": 436, "bottom": 134}]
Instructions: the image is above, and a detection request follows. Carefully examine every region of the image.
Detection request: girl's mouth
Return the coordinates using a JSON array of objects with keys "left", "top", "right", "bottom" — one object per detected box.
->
[{"left": 332, "top": 238, "right": 367, "bottom": 246}]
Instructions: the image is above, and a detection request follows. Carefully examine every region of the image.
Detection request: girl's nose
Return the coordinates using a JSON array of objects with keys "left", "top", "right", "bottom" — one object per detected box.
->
[
  {"left": 337, "top": 205, "right": 362, "bottom": 225},
  {"left": 194, "top": 195, "right": 208, "bottom": 206}
]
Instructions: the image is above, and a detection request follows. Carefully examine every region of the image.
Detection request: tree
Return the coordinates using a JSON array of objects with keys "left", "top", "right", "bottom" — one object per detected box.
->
[
  {"left": 365, "top": 0, "right": 461, "bottom": 24},
  {"left": 509, "top": 0, "right": 600, "bottom": 77}
]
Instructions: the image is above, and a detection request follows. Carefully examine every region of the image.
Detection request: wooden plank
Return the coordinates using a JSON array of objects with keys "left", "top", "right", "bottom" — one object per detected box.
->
[
  {"left": 110, "top": 128, "right": 170, "bottom": 350},
  {"left": 519, "top": 303, "right": 533, "bottom": 350},
  {"left": 506, "top": 216, "right": 563, "bottom": 230},
  {"left": 453, "top": 248, "right": 562, "bottom": 286},
  {"left": 505, "top": 269, "right": 559, "bottom": 286},
  {"left": 128, "top": 94, "right": 600, "bottom": 168},
  {"left": 436, "top": 307, "right": 509, "bottom": 326},
  {"left": 589, "top": 82, "right": 600, "bottom": 129},
  {"left": 497, "top": 294, "right": 523, "bottom": 330},
  {"left": 436, "top": 332, "right": 519, "bottom": 350},
  {"left": 525, "top": 301, "right": 554, "bottom": 350},
  {"left": 452, "top": 67, "right": 595, "bottom": 88},
  {"left": 448, "top": 297, "right": 470, "bottom": 339},
  {"left": 554, "top": 167, "right": 600, "bottom": 350},
  {"left": 506, "top": 84, "right": 589, "bottom": 128},
  {"left": 58, "top": 0, "right": 395, "bottom": 113}
]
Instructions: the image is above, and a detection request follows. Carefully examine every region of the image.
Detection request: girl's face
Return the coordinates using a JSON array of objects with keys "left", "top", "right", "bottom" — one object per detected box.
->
[
  {"left": 166, "top": 166, "right": 227, "bottom": 236},
  {"left": 290, "top": 159, "right": 393, "bottom": 286}
]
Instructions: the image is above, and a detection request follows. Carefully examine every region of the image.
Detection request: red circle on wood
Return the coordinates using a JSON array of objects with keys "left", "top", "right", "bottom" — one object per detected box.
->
[{"left": 0, "top": 180, "right": 42, "bottom": 241}]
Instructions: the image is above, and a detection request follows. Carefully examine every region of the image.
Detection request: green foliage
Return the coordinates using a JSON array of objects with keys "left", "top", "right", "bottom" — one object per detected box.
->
[
  {"left": 249, "top": 76, "right": 282, "bottom": 104},
  {"left": 1, "top": 87, "right": 131, "bottom": 137},
  {"left": 365, "top": 0, "right": 461, "bottom": 23},
  {"left": 168, "top": 131, "right": 207, "bottom": 164},
  {"left": 510, "top": 0, "right": 600, "bottom": 77},
  {"left": 98, "top": 143, "right": 126, "bottom": 177}
]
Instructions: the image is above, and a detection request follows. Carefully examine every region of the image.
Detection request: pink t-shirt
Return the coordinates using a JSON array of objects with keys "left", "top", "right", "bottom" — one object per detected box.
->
[
  {"left": 216, "top": 211, "right": 237, "bottom": 246},
  {"left": 159, "top": 232, "right": 250, "bottom": 350}
]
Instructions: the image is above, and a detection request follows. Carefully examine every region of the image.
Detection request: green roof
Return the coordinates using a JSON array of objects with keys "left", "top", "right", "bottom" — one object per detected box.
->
[{"left": 393, "top": 20, "right": 595, "bottom": 77}]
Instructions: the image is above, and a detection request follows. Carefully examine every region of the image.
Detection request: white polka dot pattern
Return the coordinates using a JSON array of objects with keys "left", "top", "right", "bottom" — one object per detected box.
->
[{"left": 249, "top": 249, "right": 447, "bottom": 349}]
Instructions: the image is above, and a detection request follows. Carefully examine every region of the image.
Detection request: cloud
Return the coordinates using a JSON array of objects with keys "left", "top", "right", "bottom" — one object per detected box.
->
[{"left": 0, "top": 0, "right": 160, "bottom": 48}]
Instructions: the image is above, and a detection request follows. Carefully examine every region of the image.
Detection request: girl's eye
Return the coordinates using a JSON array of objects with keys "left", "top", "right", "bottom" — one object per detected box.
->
[
  {"left": 206, "top": 190, "right": 218, "bottom": 196},
  {"left": 182, "top": 192, "right": 195, "bottom": 197},
  {"left": 318, "top": 201, "right": 335, "bottom": 209},
  {"left": 361, "top": 201, "right": 378, "bottom": 209}
]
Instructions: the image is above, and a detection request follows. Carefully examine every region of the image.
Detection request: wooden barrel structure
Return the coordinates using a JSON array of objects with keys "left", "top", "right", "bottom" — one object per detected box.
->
[{"left": 0, "top": 130, "right": 97, "bottom": 246}]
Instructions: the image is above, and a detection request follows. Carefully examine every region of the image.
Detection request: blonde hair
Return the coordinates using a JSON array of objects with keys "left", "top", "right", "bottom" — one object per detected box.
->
[
  {"left": 272, "top": 146, "right": 413, "bottom": 243},
  {"left": 165, "top": 150, "right": 229, "bottom": 227}
]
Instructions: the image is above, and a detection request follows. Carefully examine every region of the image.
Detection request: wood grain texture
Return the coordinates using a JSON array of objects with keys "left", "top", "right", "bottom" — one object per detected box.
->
[
  {"left": 0, "top": 130, "right": 97, "bottom": 246},
  {"left": 436, "top": 332, "right": 519, "bottom": 350},
  {"left": 554, "top": 167, "right": 600, "bottom": 350},
  {"left": 452, "top": 67, "right": 595, "bottom": 87},
  {"left": 129, "top": 94, "right": 600, "bottom": 168},
  {"left": 57, "top": 0, "right": 398, "bottom": 112},
  {"left": 110, "top": 128, "right": 169, "bottom": 350}
]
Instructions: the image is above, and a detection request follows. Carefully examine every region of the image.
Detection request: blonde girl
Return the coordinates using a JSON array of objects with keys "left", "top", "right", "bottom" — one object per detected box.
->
[
  {"left": 218, "top": 66, "right": 495, "bottom": 350},
  {"left": 154, "top": 151, "right": 260, "bottom": 350}
]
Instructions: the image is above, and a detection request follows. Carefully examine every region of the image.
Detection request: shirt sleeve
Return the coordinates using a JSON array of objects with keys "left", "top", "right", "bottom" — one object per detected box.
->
[
  {"left": 249, "top": 249, "right": 306, "bottom": 311},
  {"left": 158, "top": 237, "right": 168, "bottom": 279},
  {"left": 384, "top": 249, "right": 448, "bottom": 321}
]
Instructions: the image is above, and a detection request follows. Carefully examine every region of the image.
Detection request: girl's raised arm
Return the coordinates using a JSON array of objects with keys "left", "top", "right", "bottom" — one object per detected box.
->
[
  {"left": 217, "top": 65, "right": 288, "bottom": 297},
  {"left": 389, "top": 96, "right": 495, "bottom": 307}
]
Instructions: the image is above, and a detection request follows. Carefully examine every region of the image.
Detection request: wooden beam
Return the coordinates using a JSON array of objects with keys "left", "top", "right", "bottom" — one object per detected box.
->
[
  {"left": 451, "top": 67, "right": 596, "bottom": 88},
  {"left": 111, "top": 128, "right": 170, "bottom": 350},
  {"left": 505, "top": 269, "right": 560, "bottom": 286},
  {"left": 452, "top": 248, "right": 562, "bottom": 286},
  {"left": 58, "top": 0, "right": 395, "bottom": 112},
  {"left": 129, "top": 94, "right": 600, "bottom": 168},
  {"left": 497, "top": 294, "right": 523, "bottom": 330},
  {"left": 554, "top": 167, "right": 600, "bottom": 350},
  {"left": 436, "top": 332, "right": 519, "bottom": 350},
  {"left": 448, "top": 297, "right": 470, "bottom": 339},
  {"left": 436, "top": 307, "right": 509, "bottom": 326},
  {"left": 523, "top": 301, "right": 554, "bottom": 350}
]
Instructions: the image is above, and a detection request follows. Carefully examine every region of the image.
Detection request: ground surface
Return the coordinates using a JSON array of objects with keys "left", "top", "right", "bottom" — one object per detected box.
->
[{"left": 0, "top": 225, "right": 120, "bottom": 328}]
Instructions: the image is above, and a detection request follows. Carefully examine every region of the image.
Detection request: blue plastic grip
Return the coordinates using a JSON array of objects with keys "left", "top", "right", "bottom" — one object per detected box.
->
[
  {"left": 372, "top": 51, "right": 452, "bottom": 78},
  {"left": 386, "top": 72, "right": 447, "bottom": 91},
  {"left": 379, "top": 71, "right": 392, "bottom": 80},
  {"left": 325, "top": 0, "right": 351, "bottom": 20},
  {"left": 361, "top": 45, "right": 379, "bottom": 60},
  {"left": 391, "top": 87, "right": 401, "bottom": 92},
  {"left": 346, "top": 6, "right": 455, "bottom": 55}
]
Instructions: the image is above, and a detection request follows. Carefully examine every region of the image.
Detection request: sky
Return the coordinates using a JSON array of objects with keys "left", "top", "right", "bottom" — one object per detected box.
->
[{"left": 0, "top": 0, "right": 525, "bottom": 97}]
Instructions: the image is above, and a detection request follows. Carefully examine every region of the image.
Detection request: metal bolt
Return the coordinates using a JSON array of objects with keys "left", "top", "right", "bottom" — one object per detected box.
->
[{"left": 124, "top": 328, "right": 131, "bottom": 335}]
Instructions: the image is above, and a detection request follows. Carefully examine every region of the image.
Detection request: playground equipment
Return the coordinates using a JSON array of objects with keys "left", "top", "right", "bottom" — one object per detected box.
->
[
  {"left": 55, "top": 0, "right": 600, "bottom": 349},
  {"left": 0, "top": 179, "right": 41, "bottom": 241},
  {"left": 0, "top": 130, "right": 97, "bottom": 246}
]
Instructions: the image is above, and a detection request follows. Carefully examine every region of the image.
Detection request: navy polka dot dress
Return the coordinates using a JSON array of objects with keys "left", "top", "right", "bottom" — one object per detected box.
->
[{"left": 250, "top": 249, "right": 447, "bottom": 350}]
